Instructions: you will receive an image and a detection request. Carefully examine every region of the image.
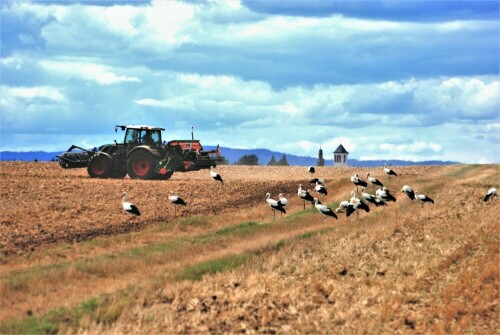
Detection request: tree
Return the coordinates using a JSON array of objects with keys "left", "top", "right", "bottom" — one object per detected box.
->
[
  {"left": 267, "top": 155, "right": 277, "bottom": 166},
  {"left": 236, "top": 154, "right": 259, "bottom": 166},
  {"left": 277, "top": 155, "right": 289, "bottom": 166}
]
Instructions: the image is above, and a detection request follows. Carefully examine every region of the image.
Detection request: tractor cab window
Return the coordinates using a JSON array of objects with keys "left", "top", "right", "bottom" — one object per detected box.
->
[
  {"left": 124, "top": 129, "right": 140, "bottom": 144},
  {"left": 149, "top": 130, "right": 161, "bottom": 144},
  {"left": 139, "top": 130, "right": 161, "bottom": 145}
]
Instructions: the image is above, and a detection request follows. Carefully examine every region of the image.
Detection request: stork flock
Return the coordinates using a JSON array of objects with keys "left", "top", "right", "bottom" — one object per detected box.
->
[
  {"left": 252, "top": 163, "right": 438, "bottom": 223},
  {"left": 120, "top": 164, "right": 498, "bottom": 223}
]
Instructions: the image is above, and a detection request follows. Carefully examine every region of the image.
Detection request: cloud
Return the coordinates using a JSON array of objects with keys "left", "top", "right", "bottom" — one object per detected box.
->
[
  {"left": 379, "top": 142, "right": 443, "bottom": 155},
  {"left": 0, "top": 85, "right": 65, "bottom": 102},
  {"left": 0, "top": 56, "right": 23, "bottom": 69},
  {"left": 243, "top": 1, "right": 499, "bottom": 22},
  {"left": 135, "top": 73, "right": 499, "bottom": 125},
  {"left": 39, "top": 59, "right": 141, "bottom": 84},
  {"left": 0, "top": 0, "right": 499, "bottom": 164},
  {"left": 4, "top": 0, "right": 497, "bottom": 88}
]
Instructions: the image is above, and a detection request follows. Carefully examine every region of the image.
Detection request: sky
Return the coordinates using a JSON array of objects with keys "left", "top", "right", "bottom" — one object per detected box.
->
[{"left": 1, "top": 0, "right": 499, "bottom": 163}]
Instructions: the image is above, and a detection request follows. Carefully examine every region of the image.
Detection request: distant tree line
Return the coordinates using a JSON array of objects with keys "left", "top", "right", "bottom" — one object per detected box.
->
[
  {"left": 267, "top": 155, "right": 288, "bottom": 166},
  {"left": 236, "top": 154, "right": 259, "bottom": 165},
  {"left": 231, "top": 154, "right": 289, "bottom": 166}
]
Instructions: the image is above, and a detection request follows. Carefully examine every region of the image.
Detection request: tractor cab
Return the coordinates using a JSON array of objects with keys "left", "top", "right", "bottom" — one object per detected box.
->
[{"left": 116, "top": 125, "right": 165, "bottom": 150}]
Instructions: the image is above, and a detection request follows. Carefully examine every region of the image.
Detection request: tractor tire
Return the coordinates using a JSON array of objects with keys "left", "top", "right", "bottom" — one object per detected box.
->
[
  {"left": 87, "top": 155, "right": 112, "bottom": 178},
  {"left": 127, "top": 150, "right": 158, "bottom": 180}
]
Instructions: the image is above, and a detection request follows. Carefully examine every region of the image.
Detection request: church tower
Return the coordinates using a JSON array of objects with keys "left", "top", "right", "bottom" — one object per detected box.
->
[
  {"left": 333, "top": 144, "right": 349, "bottom": 167},
  {"left": 317, "top": 146, "right": 325, "bottom": 166}
]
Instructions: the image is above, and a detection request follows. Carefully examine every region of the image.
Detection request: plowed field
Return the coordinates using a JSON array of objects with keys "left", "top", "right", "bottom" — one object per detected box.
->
[
  {"left": 0, "top": 162, "right": 498, "bottom": 334},
  {"left": 0, "top": 162, "right": 440, "bottom": 256},
  {"left": 0, "top": 163, "right": 312, "bottom": 255}
]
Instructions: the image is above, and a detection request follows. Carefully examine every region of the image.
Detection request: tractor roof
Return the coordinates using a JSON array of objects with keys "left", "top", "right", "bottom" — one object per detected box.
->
[{"left": 115, "top": 125, "right": 165, "bottom": 131}]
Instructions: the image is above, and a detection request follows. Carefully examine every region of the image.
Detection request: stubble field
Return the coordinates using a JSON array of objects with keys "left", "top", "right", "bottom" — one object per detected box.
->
[{"left": 0, "top": 162, "right": 498, "bottom": 334}]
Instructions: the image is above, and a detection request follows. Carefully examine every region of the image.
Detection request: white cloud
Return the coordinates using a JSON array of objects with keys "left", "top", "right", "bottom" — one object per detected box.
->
[
  {"left": 0, "top": 57, "right": 23, "bottom": 70},
  {"left": 477, "top": 157, "right": 491, "bottom": 164},
  {"left": 0, "top": 85, "right": 65, "bottom": 102},
  {"left": 379, "top": 142, "right": 443, "bottom": 154},
  {"left": 39, "top": 60, "right": 140, "bottom": 85},
  {"left": 139, "top": 72, "right": 499, "bottom": 124},
  {"left": 178, "top": 73, "right": 237, "bottom": 89}
]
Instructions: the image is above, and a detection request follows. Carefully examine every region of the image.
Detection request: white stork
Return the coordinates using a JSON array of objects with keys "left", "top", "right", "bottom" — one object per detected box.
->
[
  {"left": 415, "top": 190, "right": 434, "bottom": 207},
  {"left": 383, "top": 163, "right": 397, "bottom": 178},
  {"left": 367, "top": 173, "right": 384, "bottom": 189},
  {"left": 309, "top": 178, "right": 326, "bottom": 187},
  {"left": 121, "top": 192, "right": 141, "bottom": 220},
  {"left": 400, "top": 185, "right": 416, "bottom": 200},
  {"left": 168, "top": 193, "right": 187, "bottom": 217},
  {"left": 266, "top": 193, "right": 286, "bottom": 220},
  {"left": 484, "top": 187, "right": 498, "bottom": 202},
  {"left": 298, "top": 184, "right": 315, "bottom": 209},
  {"left": 376, "top": 187, "right": 397, "bottom": 203},
  {"left": 308, "top": 166, "right": 315, "bottom": 175},
  {"left": 315, "top": 181, "right": 328, "bottom": 198},
  {"left": 346, "top": 191, "right": 370, "bottom": 219},
  {"left": 210, "top": 166, "right": 224, "bottom": 184},
  {"left": 351, "top": 173, "right": 368, "bottom": 192},
  {"left": 335, "top": 201, "right": 350, "bottom": 219},
  {"left": 361, "top": 187, "right": 384, "bottom": 207},
  {"left": 278, "top": 193, "right": 288, "bottom": 218},
  {"left": 314, "top": 198, "right": 338, "bottom": 222}
]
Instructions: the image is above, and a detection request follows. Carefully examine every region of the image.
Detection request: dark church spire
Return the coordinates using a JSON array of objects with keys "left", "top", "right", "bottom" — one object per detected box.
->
[{"left": 317, "top": 145, "right": 325, "bottom": 166}]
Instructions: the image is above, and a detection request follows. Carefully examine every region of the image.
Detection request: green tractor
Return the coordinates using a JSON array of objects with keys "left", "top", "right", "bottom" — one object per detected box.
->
[{"left": 57, "top": 125, "right": 222, "bottom": 180}]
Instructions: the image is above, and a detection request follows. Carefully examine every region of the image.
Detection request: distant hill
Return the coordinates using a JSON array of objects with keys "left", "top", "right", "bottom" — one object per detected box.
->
[
  {"left": 204, "top": 147, "right": 458, "bottom": 166},
  {"left": 0, "top": 151, "right": 60, "bottom": 162},
  {"left": 0, "top": 148, "right": 458, "bottom": 166}
]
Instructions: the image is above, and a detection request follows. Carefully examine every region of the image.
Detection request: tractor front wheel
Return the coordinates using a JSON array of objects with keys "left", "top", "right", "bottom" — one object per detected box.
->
[
  {"left": 87, "top": 155, "right": 112, "bottom": 178},
  {"left": 127, "top": 150, "right": 158, "bottom": 180}
]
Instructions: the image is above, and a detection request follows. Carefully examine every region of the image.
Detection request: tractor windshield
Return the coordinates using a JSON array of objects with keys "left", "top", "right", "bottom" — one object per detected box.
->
[
  {"left": 149, "top": 130, "right": 161, "bottom": 144},
  {"left": 124, "top": 128, "right": 162, "bottom": 145}
]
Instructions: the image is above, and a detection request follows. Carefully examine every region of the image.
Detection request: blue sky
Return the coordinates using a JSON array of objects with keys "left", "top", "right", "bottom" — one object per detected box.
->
[{"left": 1, "top": 0, "right": 499, "bottom": 163}]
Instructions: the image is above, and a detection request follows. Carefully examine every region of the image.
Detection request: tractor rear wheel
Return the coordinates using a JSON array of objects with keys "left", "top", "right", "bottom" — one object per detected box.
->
[
  {"left": 127, "top": 150, "right": 158, "bottom": 180},
  {"left": 87, "top": 155, "right": 112, "bottom": 178}
]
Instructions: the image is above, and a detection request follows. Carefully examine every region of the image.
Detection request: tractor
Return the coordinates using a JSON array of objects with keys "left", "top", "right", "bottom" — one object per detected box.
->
[{"left": 57, "top": 125, "right": 222, "bottom": 180}]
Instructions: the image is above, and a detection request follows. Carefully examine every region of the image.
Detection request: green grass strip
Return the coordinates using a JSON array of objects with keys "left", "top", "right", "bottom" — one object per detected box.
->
[
  {"left": 2, "top": 207, "right": 324, "bottom": 291},
  {"left": 0, "top": 297, "right": 99, "bottom": 335},
  {"left": 176, "top": 253, "right": 254, "bottom": 281}
]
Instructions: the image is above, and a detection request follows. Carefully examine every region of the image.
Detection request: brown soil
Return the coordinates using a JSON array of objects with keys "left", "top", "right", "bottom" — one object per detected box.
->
[
  {"left": 0, "top": 163, "right": 303, "bottom": 256},
  {"left": 0, "top": 162, "right": 443, "bottom": 256}
]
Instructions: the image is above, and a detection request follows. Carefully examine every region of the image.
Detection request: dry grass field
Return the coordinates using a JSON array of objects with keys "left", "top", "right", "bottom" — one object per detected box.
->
[{"left": 0, "top": 162, "right": 498, "bottom": 334}]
